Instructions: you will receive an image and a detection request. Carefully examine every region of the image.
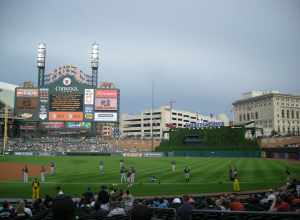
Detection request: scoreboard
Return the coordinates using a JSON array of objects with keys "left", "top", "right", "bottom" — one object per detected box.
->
[
  {"left": 15, "top": 75, "right": 119, "bottom": 123},
  {"left": 49, "top": 93, "right": 83, "bottom": 112}
]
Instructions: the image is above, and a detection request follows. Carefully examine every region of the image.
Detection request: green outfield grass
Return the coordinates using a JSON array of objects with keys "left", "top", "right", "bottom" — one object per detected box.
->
[{"left": 0, "top": 156, "right": 300, "bottom": 198}]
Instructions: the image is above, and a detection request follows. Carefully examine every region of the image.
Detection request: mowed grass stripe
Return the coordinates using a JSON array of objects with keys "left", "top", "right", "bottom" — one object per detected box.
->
[{"left": 1, "top": 156, "right": 300, "bottom": 198}]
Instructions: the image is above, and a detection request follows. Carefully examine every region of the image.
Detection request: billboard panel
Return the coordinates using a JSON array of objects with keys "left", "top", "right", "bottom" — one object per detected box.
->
[
  {"left": 48, "top": 112, "right": 83, "bottom": 121},
  {"left": 65, "top": 122, "right": 91, "bottom": 129},
  {"left": 95, "top": 89, "right": 118, "bottom": 111},
  {"left": 84, "top": 89, "right": 94, "bottom": 105},
  {"left": 16, "top": 98, "right": 39, "bottom": 110},
  {"left": 41, "top": 122, "right": 64, "bottom": 129},
  {"left": 16, "top": 88, "right": 39, "bottom": 97},
  {"left": 39, "top": 88, "right": 49, "bottom": 120},
  {"left": 94, "top": 112, "right": 117, "bottom": 122},
  {"left": 15, "top": 88, "right": 40, "bottom": 120}
]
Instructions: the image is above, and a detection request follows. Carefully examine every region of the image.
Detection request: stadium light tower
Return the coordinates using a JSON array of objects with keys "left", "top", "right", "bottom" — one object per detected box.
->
[
  {"left": 90, "top": 42, "right": 99, "bottom": 88},
  {"left": 37, "top": 43, "right": 46, "bottom": 87}
]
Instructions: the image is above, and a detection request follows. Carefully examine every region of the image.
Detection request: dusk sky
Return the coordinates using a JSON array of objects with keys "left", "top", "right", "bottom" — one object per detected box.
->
[{"left": 0, "top": 0, "right": 299, "bottom": 117}]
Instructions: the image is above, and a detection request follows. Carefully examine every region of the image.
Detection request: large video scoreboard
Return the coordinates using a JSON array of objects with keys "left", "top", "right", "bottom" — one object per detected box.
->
[{"left": 15, "top": 75, "right": 119, "bottom": 123}]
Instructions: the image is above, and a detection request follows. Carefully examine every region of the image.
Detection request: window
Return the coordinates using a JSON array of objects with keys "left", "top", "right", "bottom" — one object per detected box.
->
[
  {"left": 287, "top": 110, "right": 290, "bottom": 118},
  {"left": 291, "top": 110, "right": 294, "bottom": 119},
  {"left": 247, "top": 113, "right": 250, "bottom": 121},
  {"left": 282, "top": 109, "right": 284, "bottom": 118},
  {"left": 243, "top": 114, "right": 246, "bottom": 120},
  {"left": 239, "top": 114, "right": 242, "bottom": 121},
  {"left": 255, "top": 112, "right": 258, "bottom": 119},
  {"left": 297, "top": 111, "right": 299, "bottom": 119}
]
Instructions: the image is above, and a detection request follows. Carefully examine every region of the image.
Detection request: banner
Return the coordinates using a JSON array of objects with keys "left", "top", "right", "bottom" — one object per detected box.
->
[
  {"left": 94, "top": 112, "right": 117, "bottom": 122},
  {"left": 49, "top": 112, "right": 83, "bottom": 121},
  {"left": 84, "top": 89, "right": 94, "bottom": 105},
  {"left": 95, "top": 89, "right": 118, "bottom": 111}
]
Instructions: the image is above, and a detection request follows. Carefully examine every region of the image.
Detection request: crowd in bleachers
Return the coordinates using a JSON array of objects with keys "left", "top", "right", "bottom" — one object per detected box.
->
[
  {"left": 1, "top": 180, "right": 300, "bottom": 220},
  {"left": 6, "top": 137, "right": 121, "bottom": 153}
]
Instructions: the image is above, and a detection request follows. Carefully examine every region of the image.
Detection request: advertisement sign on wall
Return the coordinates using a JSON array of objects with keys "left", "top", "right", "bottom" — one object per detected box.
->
[
  {"left": 94, "top": 112, "right": 117, "bottom": 122},
  {"left": 49, "top": 112, "right": 83, "bottom": 121},
  {"left": 16, "top": 88, "right": 39, "bottom": 97},
  {"left": 41, "top": 122, "right": 65, "bottom": 129},
  {"left": 39, "top": 88, "right": 49, "bottom": 120},
  {"left": 65, "top": 122, "right": 91, "bottom": 129},
  {"left": 84, "top": 89, "right": 94, "bottom": 105},
  {"left": 95, "top": 89, "right": 118, "bottom": 111}
]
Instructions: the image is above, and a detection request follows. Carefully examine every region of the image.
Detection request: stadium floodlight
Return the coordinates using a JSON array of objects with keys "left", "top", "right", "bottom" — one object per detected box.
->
[
  {"left": 37, "top": 43, "right": 46, "bottom": 68},
  {"left": 90, "top": 42, "right": 99, "bottom": 69}
]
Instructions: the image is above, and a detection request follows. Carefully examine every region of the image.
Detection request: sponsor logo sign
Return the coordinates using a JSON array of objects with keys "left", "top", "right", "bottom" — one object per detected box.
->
[
  {"left": 84, "top": 89, "right": 94, "bottom": 105},
  {"left": 41, "top": 122, "right": 65, "bottom": 129},
  {"left": 16, "top": 88, "right": 39, "bottom": 97},
  {"left": 84, "top": 113, "right": 94, "bottom": 120},
  {"left": 39, "top": 88, "right": 48, "bottom": 120},
  {"left": 95, "top": 89, "right": 118, "bottom": 110},
  {"left": 94, "top": 112, "right": 117, "bottom": 122},
  {"left": 49, "top": 112, "right": 83, "bottom": 121}
]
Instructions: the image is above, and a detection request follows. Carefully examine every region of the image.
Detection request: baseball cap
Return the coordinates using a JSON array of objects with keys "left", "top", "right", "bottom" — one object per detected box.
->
[{"left": 172, "top": 198, "right": 181, "bottom": 204}]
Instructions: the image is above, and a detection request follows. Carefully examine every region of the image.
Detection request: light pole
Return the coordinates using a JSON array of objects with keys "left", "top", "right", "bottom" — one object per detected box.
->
[
  {"left": 2, "top": 105, "right": 8, "bottom": 156},
  {"left": 168, "top": 100, "right": 176, "bottom": 139},
  {"left": 37, "top": 43, "right": 46, "bottom": 87},
  {"left": 151, "top": 81, "right": 154, "bottom": 151}
]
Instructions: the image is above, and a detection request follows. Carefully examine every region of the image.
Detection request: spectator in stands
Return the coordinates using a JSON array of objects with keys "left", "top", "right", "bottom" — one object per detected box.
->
[
  {"left": 158, "top": 198, "right": 169, "bottom": 208},
  {"left": 122, "top": 190, "right": 134, "bottom": 211},
  {"left": 97, "top": 185, "right": 110, "bottom": 211},
  {"left": 56, "top": 186, "right": 64, "bottom": 195},
  {"left": 171, "top": 197, "right": 182, "bottom": 210},
  {"left": 83, "top": 187, "right": 94, "bottom": 204},
  {"left": 229, "top": 195, "right": 244, "bottom": 211},
  {"left": 215, "top": 199, "right": 227, "bottom": 211},
  {"left": 15, "top": 200, "right": 30, "bottom": 219},
  {"left": 0, "top": 200, "right": 14, "bottom": 219},
  {"left": 52, "top": 193, "right": 75, "bottom": 220},
  {"left": 270, "top": 195, "right": 290, "bottom": 212},
  {"left": 107, "top": 201, "right": 126, "bottom": 217},
  {"left": 130, "top": 203, "right": 152, "bottom": 220},
  {"left": 177, "top": 195, "right": 193, "bottom": 220}
]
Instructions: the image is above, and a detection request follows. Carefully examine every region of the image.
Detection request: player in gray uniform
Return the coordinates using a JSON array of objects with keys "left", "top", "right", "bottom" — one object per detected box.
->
[
  {"left": 50, "top": 161, "right": 55, "bottom": 175},
  {"left": 171, "top": 161, "right": 176, "bottom": 172},
  {"left": 99, "top": 161, "right": 104, "bottom": 175},
  {"left": 40, "top": 165, "right": 46, "bottom": 182},
  {"left": 184, "top": 166, "right": 191, "bottom": 182},
  {"left": 120, "top": 166, "right": 127, "bottom": 183}
]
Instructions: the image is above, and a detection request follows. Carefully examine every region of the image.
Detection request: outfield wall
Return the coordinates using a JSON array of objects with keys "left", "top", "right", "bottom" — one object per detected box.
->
[{"left": 166, "top": 150, "right": 261, "bottom": 157}]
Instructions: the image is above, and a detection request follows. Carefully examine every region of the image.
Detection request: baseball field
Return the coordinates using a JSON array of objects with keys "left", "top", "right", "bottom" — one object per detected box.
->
[{"left": 0, "top": 155, "right": 300, "bottom": 198}]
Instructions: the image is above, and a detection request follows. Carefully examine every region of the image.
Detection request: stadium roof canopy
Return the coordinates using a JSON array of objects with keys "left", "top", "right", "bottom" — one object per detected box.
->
[{"left": 0, "top": 81, "right": 18, "bottom": 109}]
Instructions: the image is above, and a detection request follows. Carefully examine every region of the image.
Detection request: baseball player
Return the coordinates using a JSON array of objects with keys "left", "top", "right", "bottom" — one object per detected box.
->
[
  {"left": 120, "top": 166, "right": 127, "bottom": 183},
  {"left": 171, "top": 160, "right": 176, "bottom": 172},
  {"left": 184, "top": 166, "right": 191, "bottom": 182},
  {"left": 99, "top": 161, "right": 104, "bottom": 175},
  {"left": 50, "top": 161, "right": 55, "bottom": 175},
  {"left": 22, "top": 165, "right": 29, "bottom": 183},
  {"left": 40, "top": 165, "right": 46, "bottom": 182}
]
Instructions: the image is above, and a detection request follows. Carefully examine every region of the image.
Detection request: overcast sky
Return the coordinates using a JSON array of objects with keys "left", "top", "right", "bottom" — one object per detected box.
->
[{"left": 0, "top": 0, "right": 299, "bottom": 117}]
